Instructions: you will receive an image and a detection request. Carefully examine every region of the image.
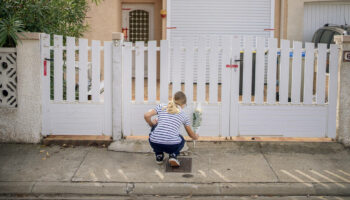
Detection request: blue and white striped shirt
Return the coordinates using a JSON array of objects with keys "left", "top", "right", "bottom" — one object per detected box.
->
[{"left": 149, "top": 104, "right": 191, "bottom": 145}]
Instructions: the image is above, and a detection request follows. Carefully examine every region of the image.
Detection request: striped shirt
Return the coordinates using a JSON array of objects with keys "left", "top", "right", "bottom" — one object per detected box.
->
[{"left": 149, "top": 104, "right": 191, "bottom": 145}]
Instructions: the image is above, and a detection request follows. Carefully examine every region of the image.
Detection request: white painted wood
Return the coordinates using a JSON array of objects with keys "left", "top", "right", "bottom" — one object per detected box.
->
[
  {"left": 172, "top": 39, "right": 181, "bottom": 95},
  {"left": 327, "top": 44, "right": 339, "bottom": 138},
  {"left": 291, "top": 41, "right": 302, "bottom": 104},
  {"left": 239, "top": 104, "right": 327, "bottom": 137},
  {"left": 103, "top": 41, "right": 113, "bottom": 136},
  {"left": 220, "top": 36, "right": 231, "bottom": 137},
  {"left": 122, "top": 42, "right": 133, "bottom": 136},
  {"left": 185, "top": 39, "right": 194, "bottom": 104},
  {"left": 242, "top": 36, "right": 253, "bottom": 104},
  {"left": 48, "top": 103, "right": 104, "bottom": 135},
  {"left": 135, "top": 41, "right": 145, "bottom": 103},
  {"left": 41, "top": 33, "right": 51, "bottom": 136},
  {"left": 91, "top": 40, "right": 101, "bottom": 102},
  {"left": 54, "top": 35, "right": 63, "bottom": 101},
  {"left": 316, "top": 43, "right": 327, "bottom": 105},
  {"left": 303, "top": 2, "right": 350, "bottom": 42},
  {"left": 303, "top": 43, "right": 315, "bottom": 105},
  {"left": 230, "top": 36, "right": 241, "bottom": 136},
  {"left": 254, "top": 37, "right": 265, "bottom": 104},
  {"left": 279, "top": 39, "right": 290, "bottom": 104},
  {"left": 209, "top": 37, "right": 219, "bottom": 103},
  {"left": 147, "top": 41, "right": 157, "bottom": 103},
  {"left": 160, "top": 40, "right": 169, "bottom": 104},
  {"left": 197, "top": 36, "right": 206, "bottom": 103},
  {"left": 267, "top": 38, "right": 277, "bottom": 104},
  {"left": 78, "top": 38, "right": 88, "bottom": 102},
  {"left": 66, "top": 37, "right": 75, "bottom": 102},
  {"left": 129, "top": 103, "right": 221, "bottom": 136}
]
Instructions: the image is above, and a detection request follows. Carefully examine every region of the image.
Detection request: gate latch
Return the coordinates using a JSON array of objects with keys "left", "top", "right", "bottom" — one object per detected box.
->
[{"left": 226, "top": 58, "right": 239, "bottom": 71}]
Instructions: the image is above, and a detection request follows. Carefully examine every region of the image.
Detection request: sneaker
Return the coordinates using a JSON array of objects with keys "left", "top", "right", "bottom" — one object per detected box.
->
[
  {"left": 155, "top": 154, "right": 164, "bottom": 165},
  {"left": 169, "top": 154, "right": 180, "bottom": 167}
]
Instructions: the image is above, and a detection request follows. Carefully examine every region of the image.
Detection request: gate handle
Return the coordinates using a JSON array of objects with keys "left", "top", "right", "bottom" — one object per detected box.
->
[{"left": 234, "top": 59, "right": 243, "bottom": 62}]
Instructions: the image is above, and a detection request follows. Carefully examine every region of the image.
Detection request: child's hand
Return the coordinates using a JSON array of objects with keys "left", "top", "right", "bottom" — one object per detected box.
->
[
  {"left": 152, "top": 118, "right": 158, "bottom": 126},
  {"left": 192, "top": 133, "right": 199, "bottom": 140}
]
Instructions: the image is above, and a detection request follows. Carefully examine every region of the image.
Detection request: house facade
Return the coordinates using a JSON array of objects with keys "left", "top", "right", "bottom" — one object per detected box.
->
[{"left": 84, "top": 0, "right": 350, "bottom": 43}]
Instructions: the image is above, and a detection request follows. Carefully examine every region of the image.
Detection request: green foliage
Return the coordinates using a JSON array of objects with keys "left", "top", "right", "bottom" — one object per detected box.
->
[
  {"left": 0, "top": 0, "right": 101, "bottom": 47},
  {"left": 0, "top": 15, "right": 25, "bottom": 47}
]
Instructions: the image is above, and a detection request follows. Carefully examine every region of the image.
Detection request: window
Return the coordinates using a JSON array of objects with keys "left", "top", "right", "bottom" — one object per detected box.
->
[
  {"left": 129, "top": 10, "right": 149, "bottom": 43},
  {"left": 312, "top": 30, "right": 324, "bottom": 43},
  {"left": 319, "top": 30, "right": 334, "bottom": 44},
  {"left": 331, "top": 32, "right": 340, "bottom": 44}
]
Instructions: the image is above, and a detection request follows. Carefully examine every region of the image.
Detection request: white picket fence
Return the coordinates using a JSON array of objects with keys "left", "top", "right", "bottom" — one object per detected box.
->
[
  {"left": 123, "top": 36, "right": 339, "bottom": 138},
  {"left": 40, "top": 34, "right": 112, "bottom": 136},
  {"left": 40, "top": 33, "right": 339, "bottom": 139}
]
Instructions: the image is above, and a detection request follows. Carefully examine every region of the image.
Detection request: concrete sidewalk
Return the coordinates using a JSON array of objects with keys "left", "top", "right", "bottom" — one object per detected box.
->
[{"left": 0, "top": 141, "right": 350, "bottom": 197}]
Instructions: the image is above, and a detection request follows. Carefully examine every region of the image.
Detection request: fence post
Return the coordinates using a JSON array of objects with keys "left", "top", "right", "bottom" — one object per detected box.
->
[
  {"left": 334, "top": 35, "right": 350, "bottom": 146},
  {"left": 112, "top": 32, "right": 124, "bottom": 140},
  {"left": 0, "top": 32, "right": 42, "bottom": 143}
]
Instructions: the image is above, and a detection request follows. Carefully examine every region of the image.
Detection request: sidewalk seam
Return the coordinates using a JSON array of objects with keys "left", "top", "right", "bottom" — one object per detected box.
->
[
  {"left": 258, "top": 143, "right": 280, "bottom": 182},
  {"left": 71, "top": 149, "right": 90, "bottom": 181}
]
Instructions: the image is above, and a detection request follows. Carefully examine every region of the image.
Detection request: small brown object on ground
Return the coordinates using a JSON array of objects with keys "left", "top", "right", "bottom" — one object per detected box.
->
[{"left": 165, "top": 157, "right": 192, "bottom": 173}]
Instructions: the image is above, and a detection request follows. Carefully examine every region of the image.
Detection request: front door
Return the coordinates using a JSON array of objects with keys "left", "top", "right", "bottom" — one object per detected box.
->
[{"left": 122, "top": 4, "right": 154, "bottom": 42}]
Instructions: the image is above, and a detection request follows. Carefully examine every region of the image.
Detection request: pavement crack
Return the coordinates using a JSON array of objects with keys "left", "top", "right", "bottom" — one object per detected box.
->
[
  {"left": 30, "top": 182, "right": 36, "bottom": 193},
  {"left": 126, "top": 182, "right": 135, "bottom": 194},
  {"left": 258, "top": 143, "right": 280, "bottom": 182},
  {"left": 71, "top": 149, "right": 90, "bottom": 182}
]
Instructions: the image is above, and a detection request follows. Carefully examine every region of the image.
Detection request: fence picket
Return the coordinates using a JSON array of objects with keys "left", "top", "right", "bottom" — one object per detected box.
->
[
  {"left": 230, "top": 36, "right": 241, "bottom": 136},
  {"left": 242, "top": 36, "right": 253, "bottom": 103},
  {"left": 221, "top": 36, "right": 231, "bottom": 137},
  {"left": 327, "top": 44, "right": 339, "bottom": 138},
  {"left": 291, "top": 41, "right": 302, "bottom": 104},
  {"left": 104, "top": 41, "right": 113, "bottom": 136},
  {"left": 123, "top": 42, "right": 133, "bottom": 135},
  {"left": 185, "top": 39, "right": 194, "bottom": 104},
  {"left": 197, "top": 36, "right": 206, "bottom": 103},
  {"left": 147, "top": 41, "right": 157, "bottom": 103},
  {"left": 209, "top": 37, "right": 219, "bottom": 103},
  {"left": 172, "top": 39, "right": 181, "bottom": 95},
  {"left": 78, "top": 38, "right": 88, "bottom": 102},
  {"left": 303, "top": 43, "right": 315, "bottom": 105},
  {"left": 66, "top": 37, "right": 75, "bottom": 102},
  {"left": 254, "top": 37, "right": 265, "bottom": 104},
  {"left": 279, "top": 39, "right": 290, "bottom": 104},
  {"left": 135, "top": 41, "right": 145, "bottom": 103},
  {"left": 316, "top": 43, "right": 327, "bottom": 104},
  {"left": 160, "top": 40, "right": 169, "bottom": 103},
  {"left": 267, "top": 38, "right": 277, "bottom": 104},
  {"left": 91, "top": 40, "right": 101, "bottom": 102},
  {"left": 54, "top": 35, "right": 63, "bottom": 101}
]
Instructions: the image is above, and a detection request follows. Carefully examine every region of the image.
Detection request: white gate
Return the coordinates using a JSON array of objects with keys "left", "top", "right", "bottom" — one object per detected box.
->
[
  {"left": 121, "top": 36, "right": 339, "bottom": 138},
  {"left": 40, "top": 33, "right": 339, "bottom": 139},
  {"left": 40, "top": 34, "right": 112, "bottom": 136}
]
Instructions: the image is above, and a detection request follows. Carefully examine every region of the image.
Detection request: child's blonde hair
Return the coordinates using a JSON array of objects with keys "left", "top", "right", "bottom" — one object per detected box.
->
[{"left": 165, "top": 91, "right": 187, "bottom": 114}]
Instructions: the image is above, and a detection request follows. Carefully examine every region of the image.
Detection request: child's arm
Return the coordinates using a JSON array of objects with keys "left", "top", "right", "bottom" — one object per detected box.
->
[
  {"left": 144, "top": 109, "right": 157, "bottom": 127},
  {"left": 185, "top": 125, "right": 199, "bottom": 140}
]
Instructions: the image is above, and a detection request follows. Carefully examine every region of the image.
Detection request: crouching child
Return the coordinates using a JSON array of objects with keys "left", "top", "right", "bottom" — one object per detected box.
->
[{"left": 144, "top": 91, "right": 199, "bottom": 167}]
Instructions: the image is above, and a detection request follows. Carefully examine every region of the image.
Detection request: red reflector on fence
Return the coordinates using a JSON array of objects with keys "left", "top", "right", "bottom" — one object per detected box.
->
[{"left": 44, "top": 60, "right": 47, "bottom": 76}]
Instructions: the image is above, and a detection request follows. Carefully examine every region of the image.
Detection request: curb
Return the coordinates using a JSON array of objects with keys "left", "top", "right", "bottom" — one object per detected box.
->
[{"left": 1, "top": 182, "right": 350, "bottom": 196}]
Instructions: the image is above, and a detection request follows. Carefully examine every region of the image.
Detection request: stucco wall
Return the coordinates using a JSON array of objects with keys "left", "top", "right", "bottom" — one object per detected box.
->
[
  {"left": 335, "top": 36, "right": 350, "bottom": 147},
  {"left": 0, "top": 33, "right": 42, "bottom": 143},
  {"left": 84, "top": 0, "right": 162, "bottom": 42},
  {"left": 286, "top": 0, "right": 347, "bottom": 41}
]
